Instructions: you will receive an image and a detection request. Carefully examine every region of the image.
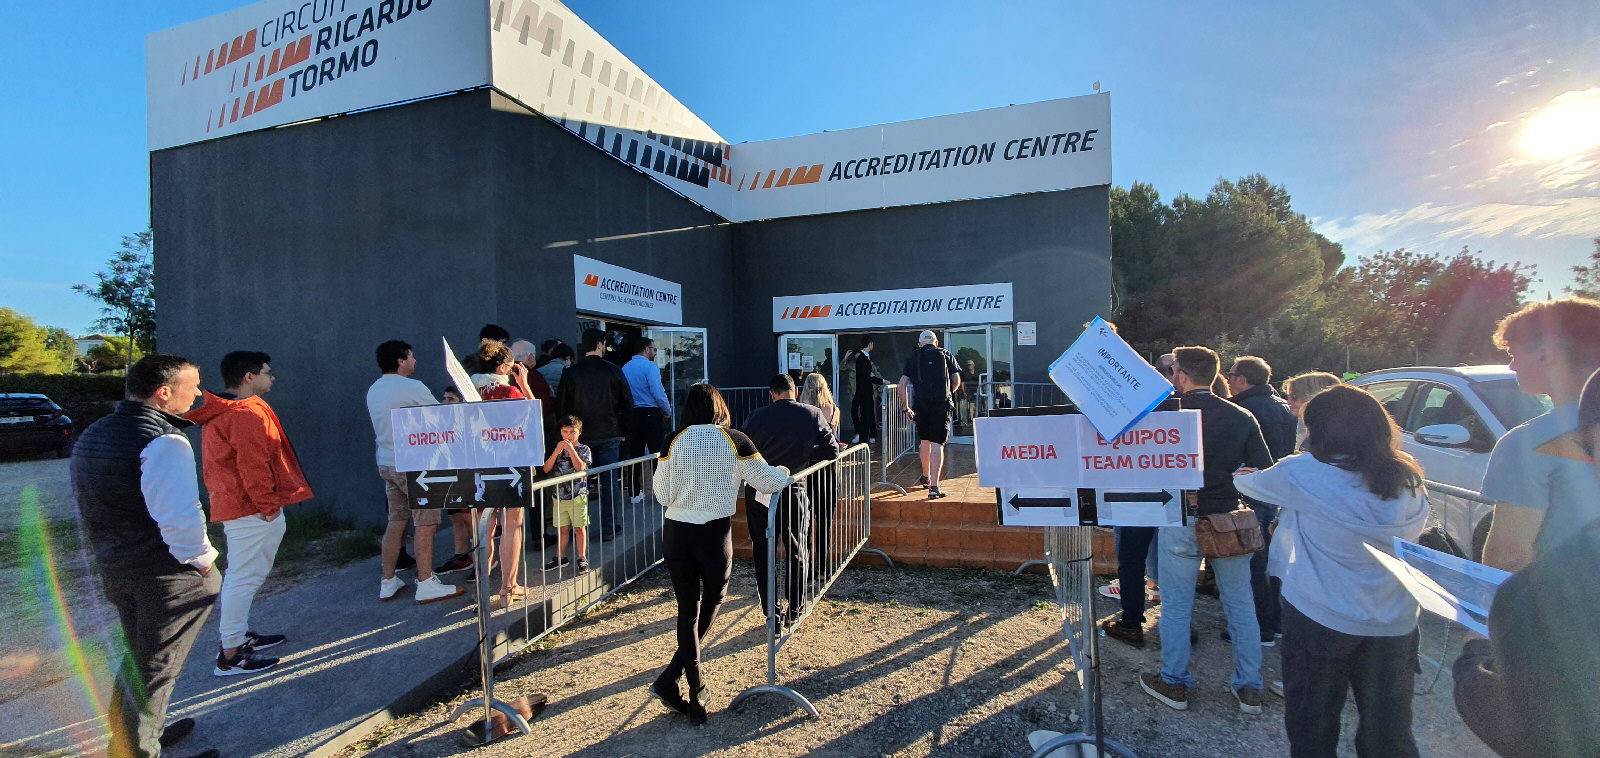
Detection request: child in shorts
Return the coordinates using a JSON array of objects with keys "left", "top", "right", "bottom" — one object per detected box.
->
[{"left": 542, "top": 415, "right": 593, "bottom": 572}]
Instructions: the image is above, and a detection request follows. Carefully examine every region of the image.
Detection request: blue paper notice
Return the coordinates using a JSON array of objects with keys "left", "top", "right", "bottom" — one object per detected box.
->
[{"left": 1047, "top": 317, "right": 1175, "bottom": 442}]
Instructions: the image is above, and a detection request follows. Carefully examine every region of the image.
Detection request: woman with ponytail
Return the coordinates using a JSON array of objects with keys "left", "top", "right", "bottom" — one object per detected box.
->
[{"left": 1234, "top": 384, "right": 1429, "bottom": 758}]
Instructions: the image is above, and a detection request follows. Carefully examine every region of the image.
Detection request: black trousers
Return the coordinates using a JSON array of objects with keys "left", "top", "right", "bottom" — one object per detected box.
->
[
  {"left": 744, "top": 486, "right": 809, "bottom": 618},
  {"left": 662, "top": 517, "right": 732, "bottom": 667},
  {"left": 1281, "top": 601, "right": 1419, "bottom": 758},
  {"left": 851, "top": 386, "right": 878, "bottom": 439},
  {"left": 624, "top": 407, "right": 667, "bottom": 494},
  {"left": 1248, "top": 499, "right": 1283, "bottom": 635},
  {"left": 1115, "top": 526, "right": 1158, "bottom": 627},
  {"left": 104, "top": 566, "right": 221, "bottom": 758}
]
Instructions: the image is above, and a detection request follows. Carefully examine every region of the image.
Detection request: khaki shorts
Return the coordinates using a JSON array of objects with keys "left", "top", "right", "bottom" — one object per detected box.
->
[
  {"left": 553, "top": 494, "right": 590, "bottom": 528},
  {"left": 378, "top": 466, "right": 442, "bottom": 527}
]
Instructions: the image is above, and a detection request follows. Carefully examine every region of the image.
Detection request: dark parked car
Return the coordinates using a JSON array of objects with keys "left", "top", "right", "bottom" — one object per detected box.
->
[{"left": 0, "top": 393, "right": 75, "bottom": 458}]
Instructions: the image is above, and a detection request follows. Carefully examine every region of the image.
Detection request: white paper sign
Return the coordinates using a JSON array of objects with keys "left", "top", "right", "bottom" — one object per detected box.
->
[
  {"left": 997, "top": 487, "right": 1079, "bottom": 527},
  {"left": 1048, "top": 317, "right": 1174, "bottom": 442},
  {"left": 147, "top": 0, "right": 490, "bottom": 150},
  {"left": 1017, "top": 322, "right": 1037, "bottom": 346},
  {"left": 787, "top": 353, "right": 802, "bottom": 370},
  {"left": 392, "top": 398, "right": 543, "bottom": 473},
  {"left": 1094, "top": 488, "right": 1186, "bottom": 527},
  {"left": 1366, "top": 540, "right": 1511, "bottom": 637},
  {"left": 975, "top": 411, "right": 1202, "bottom": 491},
  {"left": 441, "top": 337, "right": 482, "bottom": 404},
  {"left": 574, "top": 254, "right": 683, "bottom": 325},
  {"left": 774, "top": 283, "right": 1013, "bottom": 332}
]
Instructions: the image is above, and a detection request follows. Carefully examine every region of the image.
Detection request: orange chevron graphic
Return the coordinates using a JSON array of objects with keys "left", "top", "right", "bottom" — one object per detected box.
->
[
  {"left": 781, "top": 305, "right": 833, "bottom": 319},
  {"left": 583, "top": 274, "right": 600, "bottom": 286},
  {"left": 742, "top": 163, "right": 825, "bottom": 191}
]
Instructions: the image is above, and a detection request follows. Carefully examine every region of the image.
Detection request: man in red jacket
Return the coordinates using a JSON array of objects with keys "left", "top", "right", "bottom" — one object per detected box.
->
[{"left": 185, "top": 351, "right": 313, "bottom": 678}]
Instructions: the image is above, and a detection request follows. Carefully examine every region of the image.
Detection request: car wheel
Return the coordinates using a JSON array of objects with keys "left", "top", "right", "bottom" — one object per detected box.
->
[{"left": 1472, "top": 515, "right": 1493, "bottom": 563}]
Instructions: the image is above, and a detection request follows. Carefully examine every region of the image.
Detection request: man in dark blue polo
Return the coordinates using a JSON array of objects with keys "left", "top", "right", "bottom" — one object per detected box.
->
[{"left": 741, "top": 374, "right": 839, "bottom": 623}]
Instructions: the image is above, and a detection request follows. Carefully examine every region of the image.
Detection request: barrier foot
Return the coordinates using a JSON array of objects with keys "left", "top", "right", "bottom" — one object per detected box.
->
[
  {"left": 450, "top": 698, "right": 531, "bottom": 746},
  {"left": 859, "top": 547, "right": 895, "bottom": 568},
  {"left": 1014, "top": 559, "right": 1048, "bottom": 575},
  {"left": 1028, "top": 731, "right": 1138, "bottom": 758},
  {"left": 729, "top": 684, "right": 819, "bottom": 718},
  {"left": 871, "top": 481, "right": 908, "bottom": 495}
]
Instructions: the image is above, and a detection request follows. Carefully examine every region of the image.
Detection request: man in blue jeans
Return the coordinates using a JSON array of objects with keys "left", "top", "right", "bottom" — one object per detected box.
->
[
  {"left": 1141, "top": 346, "right": 1274, "bottom": 714},
  {"left": 555, "top": 329, "right": 631, "bottom": 541}
]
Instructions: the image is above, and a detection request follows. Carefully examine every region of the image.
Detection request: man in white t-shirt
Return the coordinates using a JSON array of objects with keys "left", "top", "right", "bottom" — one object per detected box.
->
[
  {"left": 1480, "top": 297, "right": 1600, "bottom": 571},
  {"left": 366, "top": 340, "right": 464, "bottom": 604}
]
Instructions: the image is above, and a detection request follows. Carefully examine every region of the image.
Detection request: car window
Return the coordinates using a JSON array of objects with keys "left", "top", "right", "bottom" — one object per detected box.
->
[
  {"left": 0, "top": 397, "right": 57, "bottom": 414},
  {"left": 1409, "top": 384, "right": 1493, "bottom": 445},
  {"left": 1471, "top": 378, "right": 1552, "bottom": 430},
  {"left": 1363, "top": 381, "right": 1414, "bottom": 427}
]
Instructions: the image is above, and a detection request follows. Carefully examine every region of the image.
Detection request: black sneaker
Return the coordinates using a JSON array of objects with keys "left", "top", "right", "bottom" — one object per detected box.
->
[
  {"left": 917, "top": 475, "right": 930, "bottom": 489},
  {"left": 395, "top": 549, "right": 417, "bottom": 572},
  {"left": 243, "top": 631, "right": 285, "bottom": 650},
  {"left": 1221, "top": 628, "right": 1277, "bottom": 646},
  {"left": 544, "top": 556, "right": 571, "bottom": 571},
  {"left": 434, "top": 553, "right": 474, "bottom": 575},
  {"left": 214, "top": 648, "right": 279, "bottom": 677},
  {"left": 159, "top": 717, "right": 195, "bottom": 748},
  {"left": 577, "top": 558, "right": 590, "bottom": 573}
]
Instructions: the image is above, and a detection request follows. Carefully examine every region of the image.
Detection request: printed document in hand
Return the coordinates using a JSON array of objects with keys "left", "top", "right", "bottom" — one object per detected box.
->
[{"left": 1364, "top": 538, "right": 1512, "bottom": 637}]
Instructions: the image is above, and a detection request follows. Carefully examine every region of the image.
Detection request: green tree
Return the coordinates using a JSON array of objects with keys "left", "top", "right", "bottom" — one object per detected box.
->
[
  {"left": 1112, "top": 175, "right": 1340, "bottom": 355},
  {"left": 1337, "top": 247, "right": 1532, "bottom": 367},
  {"left": 75, "top": 229, "right": 155, "bottom": 370},
  {"left": 43, "top": 327, "right": 77, "bottom": 373},
  {"left": 83, "top": 336, "right": 140, "bottom": 374},
  {"left": 0, "top": 308, "right": 65, "bottom": 375},
  {"left": 1568, "top": 237, "right": 1600, "bottom": 299}
]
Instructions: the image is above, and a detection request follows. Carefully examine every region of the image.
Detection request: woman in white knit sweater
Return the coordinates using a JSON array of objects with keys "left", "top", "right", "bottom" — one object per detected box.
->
[{"left": 649, "top": 383, "right": 789, "bottom": 725}]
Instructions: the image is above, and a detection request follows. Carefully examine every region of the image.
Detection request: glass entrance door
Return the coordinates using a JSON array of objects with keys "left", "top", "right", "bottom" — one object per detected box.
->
[
  {"left": 645, "top": 327, "right": 707, "bottom": 418},
  {"left": 943, "top": 326, "right": 990, "bottom": 442},
  {"left": 778, "top": 333, "right": 839, "bottom": 406}
]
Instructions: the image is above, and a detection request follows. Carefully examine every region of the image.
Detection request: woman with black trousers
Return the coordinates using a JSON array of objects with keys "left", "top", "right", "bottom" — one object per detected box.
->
[
  {"left": 649, "top": 383, "right": 790, "bottom": 724},
  {"left": 1234, "top": 384, "right": 1429, "bottom": 757}
]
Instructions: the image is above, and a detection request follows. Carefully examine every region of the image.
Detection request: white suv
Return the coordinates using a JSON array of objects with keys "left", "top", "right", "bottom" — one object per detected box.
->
[{"left": 1348, "top": 366, "right": 1551, "bottom": 559}]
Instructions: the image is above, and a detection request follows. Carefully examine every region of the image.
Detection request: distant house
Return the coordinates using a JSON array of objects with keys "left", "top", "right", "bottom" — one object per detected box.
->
[{"left": 74, "top": 334, "right": 113, "bottom": 357}]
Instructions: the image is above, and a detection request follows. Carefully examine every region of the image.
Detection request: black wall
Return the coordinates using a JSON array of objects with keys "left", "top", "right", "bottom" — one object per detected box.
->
[
  {"left": 152, "top": 89, "right": 1108, "bottom": 522},
  {"left": 153, "top": 90, "right": 735, "bottom": 519}
]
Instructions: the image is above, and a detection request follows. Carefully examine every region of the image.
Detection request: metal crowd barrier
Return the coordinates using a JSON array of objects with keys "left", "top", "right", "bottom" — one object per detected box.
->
[
  {"left": 1029, "top": 526, "right": 1138, "bottom": 758},
  {"left": 451, "top": 453, "right": 664, "bottom": 746},
  {"left": 872, "top": 382, "right": 919, "bottom": 494},
  {"left": 1411, "top": 479, "right": 1496, "bottom": 682},
  {"left": 718, "top": 386, "right": 772, "bottom": 429},
  {"left": 1001, "top": 381, "right": 1070, "bottom": 410},
  {"left": 731, "top": 444, "right": 888, "bottom": 717}
]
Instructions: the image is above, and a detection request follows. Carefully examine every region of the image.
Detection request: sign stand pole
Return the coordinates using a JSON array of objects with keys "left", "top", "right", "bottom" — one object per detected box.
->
[{"left": 450, "top": 508, "right": 531, "bottom": 745}]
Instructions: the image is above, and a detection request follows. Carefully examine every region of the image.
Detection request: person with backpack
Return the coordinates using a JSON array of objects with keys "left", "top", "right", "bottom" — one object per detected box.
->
[{"left": 897, "top": 330, "right": 962, "bottom": 499}]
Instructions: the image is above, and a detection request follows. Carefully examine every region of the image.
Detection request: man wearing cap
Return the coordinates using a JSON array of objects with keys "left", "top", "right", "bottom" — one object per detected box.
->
[{"left": 898, "top": 330, "right": 962, "bottom": 499}]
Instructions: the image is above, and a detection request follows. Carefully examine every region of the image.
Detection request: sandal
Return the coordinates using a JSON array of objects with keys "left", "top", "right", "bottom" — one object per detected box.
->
[{"left": 500, "top": 586, "right": 527, "bottom": 599}]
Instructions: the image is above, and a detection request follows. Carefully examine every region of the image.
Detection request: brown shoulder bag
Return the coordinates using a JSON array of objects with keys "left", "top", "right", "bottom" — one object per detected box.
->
[{"left": 1194, "top": 505, "right": 1265, "bottom": 559}]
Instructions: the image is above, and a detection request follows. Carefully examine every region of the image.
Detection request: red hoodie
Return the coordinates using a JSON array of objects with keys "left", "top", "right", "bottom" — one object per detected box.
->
[{"left": 185, "top": 390, "right": 314, "bottom": 522}]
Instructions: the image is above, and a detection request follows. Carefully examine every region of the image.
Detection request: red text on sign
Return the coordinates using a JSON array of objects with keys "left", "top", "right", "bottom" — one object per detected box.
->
[
  {"left": 1082, "top": 453, "right": 1199, "bottom": 470},
  {"left": 408, "top": 430, "right": 457, "bottom": 446},
  {"left": 1000, "top": 444, "right": 1058, "bottom": 460},
  {"left": 481, "top": 427, "right": 526, "bottom": 442}
]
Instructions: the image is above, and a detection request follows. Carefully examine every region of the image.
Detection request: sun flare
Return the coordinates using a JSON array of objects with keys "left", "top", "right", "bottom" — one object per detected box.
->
[{"left": 1517, "top": 90, "right": 1600, "bottom": 161}]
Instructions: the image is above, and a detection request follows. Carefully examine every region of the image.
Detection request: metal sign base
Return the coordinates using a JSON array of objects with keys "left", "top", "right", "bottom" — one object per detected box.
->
[
  {"left": 458, "top": 510, "right": 534, "bottom": 746},
  {"left": 450, "top": 699, "right": 531, "bottom": 747},
  {"left": 729, "top": 684, "right": 819, "bottom": 717},
  {"left": 1029, "top": 731, "right": 1138, "bottom": 758}
]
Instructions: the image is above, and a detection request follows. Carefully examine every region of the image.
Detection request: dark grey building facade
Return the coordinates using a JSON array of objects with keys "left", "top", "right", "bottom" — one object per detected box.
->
[{"left": 153, "top": 89, "right": 1109, "bottom": 521}]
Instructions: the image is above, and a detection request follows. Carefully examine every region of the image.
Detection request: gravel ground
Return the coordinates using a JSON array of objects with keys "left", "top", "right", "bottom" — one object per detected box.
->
[{"left": 341, "top": 561, "right": 1494, "bottom": 758}]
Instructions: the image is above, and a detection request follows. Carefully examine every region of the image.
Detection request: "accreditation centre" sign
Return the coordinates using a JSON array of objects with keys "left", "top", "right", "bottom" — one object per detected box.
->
[{"left": 773, "top": 283, "right": 1013, "bottom": 331}]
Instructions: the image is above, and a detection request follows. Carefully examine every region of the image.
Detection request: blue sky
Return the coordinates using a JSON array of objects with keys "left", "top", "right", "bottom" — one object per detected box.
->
[{"left": 4, "top": 0, "right": 1597, "bottom": 335}]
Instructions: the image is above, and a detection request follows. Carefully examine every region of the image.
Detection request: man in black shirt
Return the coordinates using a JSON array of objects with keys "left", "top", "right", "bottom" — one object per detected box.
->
[
  {"left": 1140, "top": 346, "right": 1274, "bottom": 716},
  {"left": 555, "top": 328, "right": 632, "bottom": 540},
  {"left": 898, "top": 330, "right": 962, "bottom": 499},
  {"left": 1224, "top": 355, "right": 1299, "bottom": 643},
  {"left": 741, "top": 374, "right": 839, "bottom": 622}
]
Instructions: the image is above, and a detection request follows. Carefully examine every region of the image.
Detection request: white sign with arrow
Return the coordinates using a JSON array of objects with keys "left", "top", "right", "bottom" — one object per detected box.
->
[{"left": 997, "top": 487, "right": 1079, "bottom": 527}]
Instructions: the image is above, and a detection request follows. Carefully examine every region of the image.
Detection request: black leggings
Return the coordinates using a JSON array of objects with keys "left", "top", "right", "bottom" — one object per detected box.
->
[{"left": 663, "top": 517, "right": 733, "bottom": 668}]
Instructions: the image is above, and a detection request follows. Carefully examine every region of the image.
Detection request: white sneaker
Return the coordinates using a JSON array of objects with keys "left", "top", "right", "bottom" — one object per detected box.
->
[
  {"left": 415, "top": 575, "right": 465, "bottom": 604},
  {"left": 630, "top": 492, "right": 646, "bottom": 505},
  {"left": 379, "top": 576, "right": 405, "bottom": 601}
]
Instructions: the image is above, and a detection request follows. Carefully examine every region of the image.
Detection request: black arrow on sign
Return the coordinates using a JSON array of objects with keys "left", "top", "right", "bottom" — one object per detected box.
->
[
  {"left": 1008, "top": 494, "right": 1074, "bottom": 509},
  {"left": 1103, "top": 490, "right": 1174, "bottom": 504}
]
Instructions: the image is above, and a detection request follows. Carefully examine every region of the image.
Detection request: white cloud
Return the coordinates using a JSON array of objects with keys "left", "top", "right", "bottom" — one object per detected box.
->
[{"left": 1316, "top": 198, "right": 1600, "bottom": 251}]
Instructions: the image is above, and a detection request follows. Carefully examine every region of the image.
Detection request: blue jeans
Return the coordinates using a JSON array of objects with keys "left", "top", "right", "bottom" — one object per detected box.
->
[
  {"left": 1156, "top": 525, "right": 1262, "bottom": 691},
  {"left": 586, "top": 437, "right": 622, "bottom": 534}
]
